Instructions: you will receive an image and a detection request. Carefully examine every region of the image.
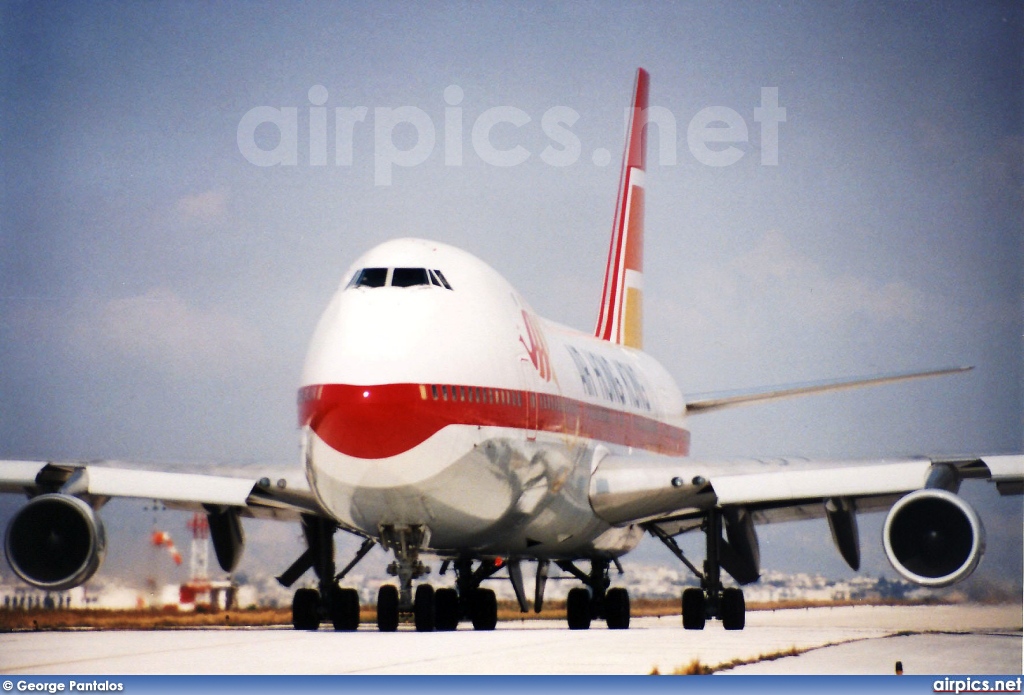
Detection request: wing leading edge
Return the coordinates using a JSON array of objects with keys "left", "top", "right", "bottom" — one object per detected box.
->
[
  {"left": 0, "top": 459, "right": 327, "bottom": 521},
  {"left": 684, "top": 366, "right": 973, "bottom": 414}
]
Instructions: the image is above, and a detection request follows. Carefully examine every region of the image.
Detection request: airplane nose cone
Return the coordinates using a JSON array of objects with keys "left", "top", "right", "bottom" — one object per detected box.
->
[{"left": 300, "top": 383, "right": 445, "bottom": 459}]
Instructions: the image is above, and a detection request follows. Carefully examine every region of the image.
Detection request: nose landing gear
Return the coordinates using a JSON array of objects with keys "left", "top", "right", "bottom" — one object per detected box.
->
[
  {"left": 376, "top": 524, "right": 430, "bottom": 631},
  {"left": 375, "top": 555, "right": 501, "bottom": 632}
]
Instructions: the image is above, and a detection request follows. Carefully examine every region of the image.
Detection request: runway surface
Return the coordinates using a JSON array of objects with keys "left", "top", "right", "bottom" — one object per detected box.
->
[{"left": 1, "top": 604, "right": 1020, "bottom": 675}]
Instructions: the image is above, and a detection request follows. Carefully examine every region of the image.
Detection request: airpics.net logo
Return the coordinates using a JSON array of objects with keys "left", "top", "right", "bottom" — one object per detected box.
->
[{"left": 236, "top": 85, "right": 786, "bottom": 186}]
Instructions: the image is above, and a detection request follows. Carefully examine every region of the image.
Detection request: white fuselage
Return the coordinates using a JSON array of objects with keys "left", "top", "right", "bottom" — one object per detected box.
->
[{"left": 299, "top": 238, "right": 690, "bottom": 560}]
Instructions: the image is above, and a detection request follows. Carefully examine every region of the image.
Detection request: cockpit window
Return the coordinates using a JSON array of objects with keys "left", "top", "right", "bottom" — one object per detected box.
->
[
  {"left": 349, "top": 267, "right": 388, "bottom": 288},
  {"left": 391, "top": 267, "right": 430, "bottom": 287},
  {"left": 347, "top": 267, "right": 453, "bottom": 290},
  {"left": 430, "top": 269, "right": 453, "bottom": 290}
]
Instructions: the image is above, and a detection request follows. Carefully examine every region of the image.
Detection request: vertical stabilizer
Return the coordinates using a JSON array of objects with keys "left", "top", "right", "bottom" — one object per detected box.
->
[{"left": 595, "top": 68, "right": 648, "bottom": 350}]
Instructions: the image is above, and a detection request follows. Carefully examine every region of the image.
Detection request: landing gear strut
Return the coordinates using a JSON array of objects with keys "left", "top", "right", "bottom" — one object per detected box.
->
[
  {"left": 556, "top": 559, "right": 631, "bottom": 630},
  {"left": 277, "top": 515, "right": 371, "bottom": 631},
  {"left": 375, "top": 524, "right": 431, "bottom": 631},
  {"left": 650, "top": 509, "right": 746, "bottom": 631}
]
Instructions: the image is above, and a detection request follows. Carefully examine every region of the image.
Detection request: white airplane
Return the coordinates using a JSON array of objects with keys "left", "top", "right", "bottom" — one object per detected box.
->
[{"left": 2, "top": 69, "right": 1021, "bottom": 633}]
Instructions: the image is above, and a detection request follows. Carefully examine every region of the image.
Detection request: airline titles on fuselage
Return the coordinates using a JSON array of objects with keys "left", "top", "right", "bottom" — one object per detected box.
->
[{"left": 565, "top": 345, "right": 651, "bottom": 412}]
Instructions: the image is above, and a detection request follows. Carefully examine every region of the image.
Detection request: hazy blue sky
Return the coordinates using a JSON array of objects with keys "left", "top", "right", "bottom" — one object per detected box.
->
[{"left": 1, "top": 2, "right": 1020, "bottom": 589}]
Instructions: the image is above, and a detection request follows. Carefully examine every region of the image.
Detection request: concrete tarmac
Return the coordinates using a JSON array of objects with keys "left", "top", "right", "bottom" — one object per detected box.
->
[{"left": 0, "top": 604, "right": 1019, "bottom": 675}]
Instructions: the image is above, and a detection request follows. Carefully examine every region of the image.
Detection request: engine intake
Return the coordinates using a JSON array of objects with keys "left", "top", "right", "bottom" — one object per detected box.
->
[
  {"left": 4, "top": 494, "right": 106, "bottom": 591},
  {"left": 883, "top": 488, "right": 984, "bottom": 587}
]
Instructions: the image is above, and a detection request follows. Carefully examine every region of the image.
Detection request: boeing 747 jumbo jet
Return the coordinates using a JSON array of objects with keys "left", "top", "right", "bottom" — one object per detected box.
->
[{"left": 2, "top": 69, "right": 1021, "bottom": 633}]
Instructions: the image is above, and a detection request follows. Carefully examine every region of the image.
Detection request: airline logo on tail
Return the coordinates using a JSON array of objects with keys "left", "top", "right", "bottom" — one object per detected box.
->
[{"left": 596, "top": 67, "right": 649, "bottom": 350}]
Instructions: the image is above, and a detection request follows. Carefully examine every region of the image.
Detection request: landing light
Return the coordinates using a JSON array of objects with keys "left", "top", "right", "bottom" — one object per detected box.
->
[{"left": 363, "top": 391, "right": 370, "bottom": 398}]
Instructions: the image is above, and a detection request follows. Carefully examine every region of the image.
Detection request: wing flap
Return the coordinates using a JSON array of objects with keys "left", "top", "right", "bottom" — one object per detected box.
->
[
  {"left": 0, "top": 460, "right": 48, "bottom": 493},
  {"left": 63, "top": 466, "right": 256, "bottom": 506},
  {"left": 980, "top": 455, "right": 1024, "bottom": 482},
  {"left": 710, "top": 458, "right": 930, "bottom": 505}
]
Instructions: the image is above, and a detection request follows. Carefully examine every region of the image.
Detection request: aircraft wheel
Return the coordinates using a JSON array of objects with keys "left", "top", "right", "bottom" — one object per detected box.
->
[
  {"left": 376, "top": 584, "right": 399, "bottom": 632},
  {"left": 330, "top": 587, "right": 360, "bottom": 631},
  {"left": 681, "top": 588, "right": 706, "bottom": 630},
  {"left": 435, "top": 588, "right": 460, "bottom": 631},
  {"left": 292, "top": 587, "right": 320, "bottom": 631},
  {"left": 605, "top": 587, "right": 630, "bottom": 630},
  {"left": 566, "top": 587, "right": 592, "bottom": 630},
  {"left": 470, "top": 588, "right": 497, "bottom": 631},
  {"left": 414, "top": 584, "right": 436, "bottom": 632},
  {"left": 721, "top": 588, "right": 745, "bottom": 631}
]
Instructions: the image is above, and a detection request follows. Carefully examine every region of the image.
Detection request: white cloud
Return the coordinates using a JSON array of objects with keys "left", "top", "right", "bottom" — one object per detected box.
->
[
  {"left": 176, "top": 189, "right": 227, "bottom": 220},
  {"left": 728, "top": 231, "right": 925, "bottom": 324},
  {"left": 648, "top": 231, "right": 937, "bottom": 389},
  {"left": 76, "top": 288, "right": 266, "bottom": 373}
]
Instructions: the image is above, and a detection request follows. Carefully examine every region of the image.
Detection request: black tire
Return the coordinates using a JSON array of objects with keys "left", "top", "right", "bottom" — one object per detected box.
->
[
  {"left": 470, "top": 588, "right": 497, "bottom": 631},
  {"left": 566, "top": 587, "right": 592, "bottom": 630},
  {"left": 682, "top": 588, "right": 706, "bottom": 630},
  {"left": 376, "top": 584, "right": 399, "bottom": 632},
  {"left": 435, "top": 588, "right": 460, "bottom": 631},
  {"left": 721, "top": 588, "right": 745, "bottom": 631},
  {"left": 605, "top": 587, "right": 630, "bottom": 630},
  {"left": 331, "top": 587, "right": 360, "bottom": 631},
  {"left": 414, "top": 584, "right": 436, "bottom": 632},
  {"left": 292, "top": 587, "right": 320, "bottom": 631}
]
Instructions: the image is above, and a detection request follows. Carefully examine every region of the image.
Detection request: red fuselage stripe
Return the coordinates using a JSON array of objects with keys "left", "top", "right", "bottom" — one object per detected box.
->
[{"left": 299, "top": 383, "right": 690, "bottom": 460}]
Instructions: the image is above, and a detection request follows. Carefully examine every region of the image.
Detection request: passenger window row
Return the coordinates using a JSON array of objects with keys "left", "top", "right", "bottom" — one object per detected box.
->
[{"left": 427, "top": 384, "right": 521, "bottom": 407}]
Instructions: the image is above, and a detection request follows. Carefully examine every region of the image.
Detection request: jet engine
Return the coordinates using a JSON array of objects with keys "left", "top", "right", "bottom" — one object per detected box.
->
[
  {"left": 882, "top": 488, "right": 985, "bottom": 587},
  {"left": 4, "top": 494, "right": 106, "bottom": 591}
]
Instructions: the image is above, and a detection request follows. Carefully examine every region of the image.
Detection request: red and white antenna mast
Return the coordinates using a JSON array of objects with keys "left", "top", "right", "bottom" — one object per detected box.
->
[{"left": 186, "top": 513, "right": 210, "bottom": 583}]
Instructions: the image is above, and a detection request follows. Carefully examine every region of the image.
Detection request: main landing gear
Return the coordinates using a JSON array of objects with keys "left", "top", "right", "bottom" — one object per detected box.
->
[
  {"left": 277, "top": 515, "right": 373, "bottom": 631},
  {"left": 278, "top": 519, "right": 505, "bottom": 632},
  {"left": 557, "top": 559, "right": 631, "bottom": 630},
  {"left": 649, "top": 509, "right": 747, "bottom": 631}
]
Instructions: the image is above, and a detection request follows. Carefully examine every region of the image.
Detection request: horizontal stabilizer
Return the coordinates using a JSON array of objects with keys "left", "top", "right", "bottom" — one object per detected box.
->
[{"left": 684, "top": 366, "right": 972, "bottom": 415}]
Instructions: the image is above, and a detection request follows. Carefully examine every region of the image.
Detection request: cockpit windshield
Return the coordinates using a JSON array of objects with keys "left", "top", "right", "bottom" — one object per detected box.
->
[
  {"left": 347, "top": 267, "right": 453, "bottom": 290},
  {"left": 391, "top": 268, "right": 430, "bottom": 287},
  {"left": 350, "top": 268, "right": 388, "bottom": 288}
]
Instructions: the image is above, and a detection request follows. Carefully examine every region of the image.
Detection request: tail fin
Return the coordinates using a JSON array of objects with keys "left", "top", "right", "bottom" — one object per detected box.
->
[{"left": 595, "top": 67, "right": 649, "bottom": 350}]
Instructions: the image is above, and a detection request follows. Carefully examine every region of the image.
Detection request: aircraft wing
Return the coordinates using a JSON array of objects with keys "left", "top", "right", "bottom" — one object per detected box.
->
[
  {"left": 590, "top": 452, "right": 1022, "bottom": 585},
  {"left": 0, "top": 459, "right": 327, "bottom": 522},
  {"left": 590, "top": 452, "right": 1023, "bottom": 528},
  {"left": 684, "top": 366, "right": 972, "bottom": 414}
]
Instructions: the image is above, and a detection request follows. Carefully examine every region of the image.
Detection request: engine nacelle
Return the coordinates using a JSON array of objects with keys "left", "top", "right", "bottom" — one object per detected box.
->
[
  {"left": 4, "top": 494, "right": 106, "bottom": 591},
  {"left": 883, "top": 488, "right": 985, "bottom": 587}
]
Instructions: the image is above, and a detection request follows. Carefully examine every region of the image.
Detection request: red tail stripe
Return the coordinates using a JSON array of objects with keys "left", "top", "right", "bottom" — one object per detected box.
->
[{"left": 596, "top": 67, "right": 649, "bottom": 343}]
